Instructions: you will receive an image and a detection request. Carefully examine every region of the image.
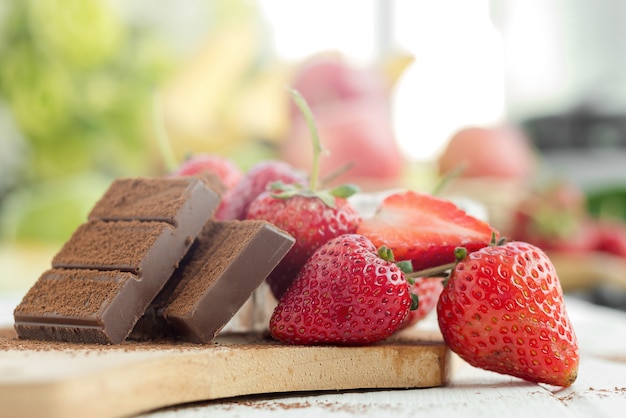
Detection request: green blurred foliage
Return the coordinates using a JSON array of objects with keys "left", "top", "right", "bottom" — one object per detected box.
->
[
  {"left": 0, "top": 0, "right": 174, "bottom": 181},
  {"left": 587, "top": 186, "right": 626, "bottom": 222},
  {"left": 0, "top": 0, "right": 175, "bottom": 243},
  {"left": 0, "top": 0, "right": 274, "bottom": 246}
]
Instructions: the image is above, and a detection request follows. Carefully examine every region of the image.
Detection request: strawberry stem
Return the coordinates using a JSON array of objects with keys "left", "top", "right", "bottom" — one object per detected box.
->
[
  {"left": 287, "top": 86, "right": 326, "bottom": 192},
  {"left": 432, "top": 163, "right": 466, "bottom": 196},
  {"left": 488, "top": 231, "right": 506, "bottom": 246},
  {"left": 320, "top": 162, "right": 355, "bottom": 187},
  {"left": 406, "top": 262, "right": 456, "bottom": 279}
]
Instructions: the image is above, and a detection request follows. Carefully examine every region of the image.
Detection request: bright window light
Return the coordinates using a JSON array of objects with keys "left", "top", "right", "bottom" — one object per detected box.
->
[
  {"left": 393, "top": 0, "right": 505, "bottom": 161},
  {"left": 258, "top": 0, "right": 377, "bottom": 64},
  {"left": 258, "top": 0, "right": 505, "bottom": 162}
]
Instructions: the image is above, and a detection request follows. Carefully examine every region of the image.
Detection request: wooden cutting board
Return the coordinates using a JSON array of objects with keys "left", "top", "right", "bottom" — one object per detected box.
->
[{"left": 0, "top": 327, "right": 452, "bottom": 418}]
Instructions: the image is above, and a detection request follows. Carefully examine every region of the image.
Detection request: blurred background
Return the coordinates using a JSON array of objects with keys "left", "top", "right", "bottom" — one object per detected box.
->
[{"left": 1, "top": 0, "right": 626, "bottom": 310}]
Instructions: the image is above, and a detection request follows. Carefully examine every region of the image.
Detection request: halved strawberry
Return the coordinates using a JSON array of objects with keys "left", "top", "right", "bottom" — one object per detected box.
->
[{"left": 357, "top": 191, "right": 497, "bottom": 271}]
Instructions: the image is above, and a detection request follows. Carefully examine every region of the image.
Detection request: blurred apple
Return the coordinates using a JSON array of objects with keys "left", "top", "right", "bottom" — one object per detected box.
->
[
  {"left": 281, "top": 53, "right": 405, "bottom": 190},
  {"left": 288, "top": 53, "right": 389, "bottom": 116},
  {"left": 282, "top": 100, "right": 404, "bottom": 189},
  {"left": 437, "top": 125, "right": 537, "bottom": 181}
]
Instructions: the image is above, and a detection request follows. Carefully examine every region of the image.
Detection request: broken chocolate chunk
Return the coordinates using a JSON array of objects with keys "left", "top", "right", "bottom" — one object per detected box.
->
[
  {"left": 131, "top": 220, "right": 294, "bottom": 343},
  {"left": 13, "top": 177, "right": 219, "bottom": 344}
]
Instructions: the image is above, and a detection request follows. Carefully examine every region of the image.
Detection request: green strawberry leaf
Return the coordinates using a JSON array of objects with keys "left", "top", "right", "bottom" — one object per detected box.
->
[
  {"left": 454, "top": 247, "right": 468, "bottom": 262},
  {"left": 315, "top": 190, "right": 337, "bottom": 208},
  {"left": 329, "top": 183, "right": 359, "bottom": 199},
  {"left": 396, "top": 260, "right": 413, "bottom": 275},
  {"left": 377, "top": 245, "right": 395, "bottom": 262}
]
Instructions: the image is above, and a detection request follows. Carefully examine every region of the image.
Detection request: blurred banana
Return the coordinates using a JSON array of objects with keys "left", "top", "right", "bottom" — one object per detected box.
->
[
  {"left": 159, "top": 21, "right": 288, "bottom": 163},
  {"left": 158, "top": 9, "right": 414, "bottom": 166}
]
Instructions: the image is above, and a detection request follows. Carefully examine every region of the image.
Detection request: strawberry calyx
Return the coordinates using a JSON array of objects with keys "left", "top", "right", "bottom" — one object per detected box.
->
[
  {"left": 377, "top": 245, "right": 395, "bottom": 262},
  {"left": 454, "top": 247, "right": 468, "bottom": 262},
  {"left": 377, "top": 245, "right": 419, "bottom": 311},
  {"left": 279, "top": 87, "right": 359, "bottom": 208},
  {"left": 268, "top": 181, "right": 359, "bottom": 208}
]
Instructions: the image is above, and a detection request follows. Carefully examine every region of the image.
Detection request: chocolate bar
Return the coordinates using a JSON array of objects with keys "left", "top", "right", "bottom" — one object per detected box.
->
[
  {"left": 14, "top": 177, "right": 219, "bottom": 344},
  {"left": 131, "top": 220, "right": 295, "bottom": 343}
]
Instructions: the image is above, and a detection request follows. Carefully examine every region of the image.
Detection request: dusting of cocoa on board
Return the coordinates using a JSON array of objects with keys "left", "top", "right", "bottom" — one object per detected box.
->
[{"left": 0, "top": 326, "right": 232, "bottom": 352}]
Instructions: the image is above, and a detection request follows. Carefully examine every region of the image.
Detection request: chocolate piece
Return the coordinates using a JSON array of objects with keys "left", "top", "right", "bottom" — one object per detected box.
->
[
  {"left": 88, "top": 177, "right": 220, "bottom": 225},
  {"left": 13, "top": 269, "right": 140, "bottom": 343},
  {"left": 131, "top": 220, "right": 294, "bottom": 343},
  {"left": 14, "top": 177, "right": 219, "bottom": 344},
  {"left": 52, "top": 220, "right": 178, "bottom": 275}
]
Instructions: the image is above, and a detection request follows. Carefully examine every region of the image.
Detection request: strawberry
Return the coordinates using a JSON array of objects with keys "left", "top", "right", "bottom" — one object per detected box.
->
[
  {"left": 357, "top": 191, "right": 497, "bottom": 271},
  {"left": 510, "top": 181, "right": 598, "bottom": 253},
  {"left": 171, "top": 153, "right": 243, "bottom": 220},
  {"left": 269, "top": 234, "right": 413, "bottom": 345},
  {"left": 595, "top": 219, "right": 626, "bottom": 258},
  {"left": 247, "top": 191, "right": 360, "bottom": 299},
  {"left": 219, "top": 160, "right": 307, "bottom": 220},
  {"left": 246, "top": 88, "right": 361, "bottom": 300},
  {"left": 399, "top": 276, "right": 444, "bottom": 330},
  {"left": 172, "top": 153, "right": 242, "bottom": 189},
  {"left": 436, "top": 240, "right": 579, "bottom": 387}
]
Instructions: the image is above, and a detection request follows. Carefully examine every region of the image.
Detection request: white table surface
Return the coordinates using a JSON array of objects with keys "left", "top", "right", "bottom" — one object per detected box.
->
[{"left": 2, "top": 292, "right": 626, "bottom": 418}]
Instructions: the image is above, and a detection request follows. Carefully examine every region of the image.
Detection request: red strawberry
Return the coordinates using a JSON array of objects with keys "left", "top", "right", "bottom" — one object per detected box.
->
[
  {"left": 510, "top": 181, "right": 598, "bottom": 253},
  {"left": 247, "top": 190, "right": 360, "bottom": 300},
  {"left": 171, "top": 154, "right": 243, "bottom": 220},
  {"left": 219, "top": 160, "right": 307, "bottom": 220},
  {"left": 246, "top": 88, "right": 361, "bottom": 300},
  {"left": 399, "top": 276, "right": 444, "bottom": 330},
  {"left": 595, "top": 220, "right": 626, "bottom": 258},
  {"left": 437, "top": 241, "right": 579, "bottom": 387},
  {"left": 357, "top": 191, "right": 497, "bottom": 271},
  {"left": 269, "top": 234, "right": 412, "bottom": 345},
  {"left": 172, "top": 153, "right": 242, "bottom": 189}
]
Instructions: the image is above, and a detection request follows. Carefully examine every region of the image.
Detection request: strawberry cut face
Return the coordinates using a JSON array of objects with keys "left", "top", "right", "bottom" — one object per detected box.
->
[{"left": 357, "top": 191, "right": 497, "bottom": 271}]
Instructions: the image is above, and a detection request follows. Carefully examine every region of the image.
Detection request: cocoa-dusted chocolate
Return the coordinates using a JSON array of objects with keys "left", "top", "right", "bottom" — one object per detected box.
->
[
  {"left": 14, "top": 177, "right": 220, "bottom": 344},
  {"left": 131, "top": 220, "right": 295, "bottom": 343}
]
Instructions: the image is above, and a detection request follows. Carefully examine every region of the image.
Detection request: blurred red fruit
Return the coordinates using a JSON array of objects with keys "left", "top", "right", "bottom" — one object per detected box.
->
[
  {"left": 171, "top": 154, "right": 243, "bottom": 220},
  {"left": 288, "top": 53, "right": 388, "bottom": 116},
  {"left": 438, "top": 126, "right": 536, "bottom": 180},
  {"left": 281, "top": 100, "right": 404, "bottom": 189},
  {"left": 282, "top": 53, "right": 404, "bottom": 190},
  {"left": 219, "top": 160, "right": 307, "bottom": 220}
]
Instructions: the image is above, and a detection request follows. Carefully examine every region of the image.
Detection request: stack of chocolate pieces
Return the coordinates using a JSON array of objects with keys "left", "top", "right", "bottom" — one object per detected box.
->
[{"left": 13, "top": 177, "right": 295, "bottom": 344}]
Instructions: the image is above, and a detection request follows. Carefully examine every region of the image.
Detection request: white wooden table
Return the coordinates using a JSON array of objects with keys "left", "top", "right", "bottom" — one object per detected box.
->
[{"left": 2, "top": 293, "right": 625, "bottom": 418}]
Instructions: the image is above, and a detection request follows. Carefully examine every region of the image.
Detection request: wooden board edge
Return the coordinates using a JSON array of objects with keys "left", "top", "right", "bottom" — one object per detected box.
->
[{"left": 1, "top": 337, "right": 451, "bottom": 418}]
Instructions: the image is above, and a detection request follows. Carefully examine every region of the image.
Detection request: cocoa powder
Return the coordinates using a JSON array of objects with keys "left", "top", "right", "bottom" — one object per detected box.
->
[
  {"left": 52, "top": 220, "right": 168, "bottom": 270},
  {"left": 13, "top": 269, "right": 131, "bottom": 319},
  {"left": 88, "top": 177, "right": 198, "bottom": 224},
  {"left": 166, "top": 222, "right": 263, "bottom": 314},
  {"left": 0, "top": 326, "right": 221, "bottom": 352}
]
